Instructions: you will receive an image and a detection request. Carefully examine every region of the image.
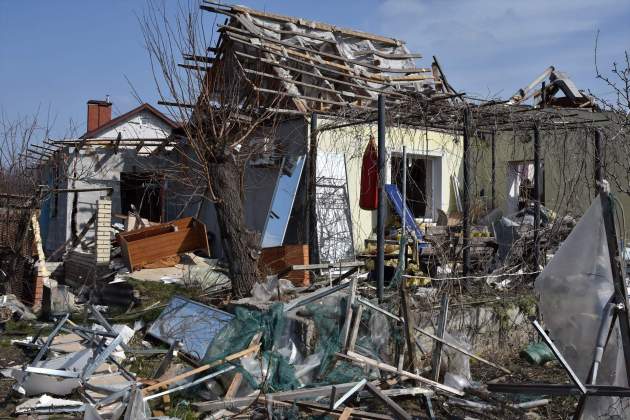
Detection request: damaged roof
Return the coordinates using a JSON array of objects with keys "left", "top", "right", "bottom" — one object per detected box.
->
[
  {"left": 508, "top": 66, "right": 595, "bottom": 109},
  {"left": 193, "top": 1, "right": 454, "bottom": 115},
  {"left": 80, "top": 103, "right": 179, "bottom": 139}
]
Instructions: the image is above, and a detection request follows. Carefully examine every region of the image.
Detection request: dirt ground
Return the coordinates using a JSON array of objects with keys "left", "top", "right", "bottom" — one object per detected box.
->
[{"left": 0, "top": 340, "right": 28, "bottom": 417}]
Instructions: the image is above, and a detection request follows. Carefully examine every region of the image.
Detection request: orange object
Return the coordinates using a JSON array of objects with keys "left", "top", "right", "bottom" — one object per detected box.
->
[
  {"left": 360, "top": 137, "right": 379, "bottom": 210},
  {"left": 260, "top": 244, "right": 310, "bottom": 286},
  {"left": 117, "top": 217, "right": 209, "bottom": 271}
]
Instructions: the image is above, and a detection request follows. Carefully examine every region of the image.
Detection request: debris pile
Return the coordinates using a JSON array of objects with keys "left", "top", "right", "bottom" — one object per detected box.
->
[
  {"left": 2, "top": 184, "right": 630, "bottom": 420},
  {"left": 1, "top": 3, "right": 628, "bottom": 419}
]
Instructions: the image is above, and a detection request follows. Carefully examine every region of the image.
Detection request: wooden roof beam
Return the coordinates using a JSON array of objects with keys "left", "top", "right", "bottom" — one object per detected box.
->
[
  {"left": 225, "top": 32, "right": 431, "bottom": 84},
  {"left": 135, "top": 139, "right": 146, "bottom": 153},
  {"left": 183, "top": 53, "right": 215, "bottom": 64},
  {"left": 202, "top": 1, "right": 404, "bottom": 46},
  {"left": 158, "top": 100, "right": 195, "bottom": 108},
  {"left": 178, "top": 63, "right": 211, "bottom": 72},
  {"left": 234, "top": 50, "right": 398, "bottom": 99},
  {"left": 220, "top": 25, "right": 431, "bottom": 75}
]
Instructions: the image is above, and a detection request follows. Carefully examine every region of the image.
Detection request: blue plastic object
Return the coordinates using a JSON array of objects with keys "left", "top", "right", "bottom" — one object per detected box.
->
[{"left": 384, "top": 184, "right": 427, "bottom": 248}]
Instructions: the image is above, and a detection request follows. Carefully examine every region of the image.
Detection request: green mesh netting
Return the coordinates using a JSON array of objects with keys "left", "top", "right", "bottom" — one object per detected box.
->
[
  {"left": 202, "top": 303, "right": 302, "bottom": 392},
  {"left": 201, "top": 291, "right": 395, "bottom": 395},
  {"left": 203, "top": 303, "right": 286, "bottom": 365}
]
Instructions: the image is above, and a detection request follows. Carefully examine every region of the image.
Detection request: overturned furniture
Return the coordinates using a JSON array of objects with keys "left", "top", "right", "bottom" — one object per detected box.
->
[{"left": 117, "top": 217, "right": 210, "bottom": 271}]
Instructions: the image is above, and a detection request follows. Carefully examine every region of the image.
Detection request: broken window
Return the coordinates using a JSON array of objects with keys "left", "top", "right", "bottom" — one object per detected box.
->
[
  {"left": 391, "top": 155, "right": 437, "bottom": 220},
  {"left": 507, "top": 160, "right": 544, "bottom": 214},
  {"left": 120, "top": 172, "right": 163, "bottom": 222}
]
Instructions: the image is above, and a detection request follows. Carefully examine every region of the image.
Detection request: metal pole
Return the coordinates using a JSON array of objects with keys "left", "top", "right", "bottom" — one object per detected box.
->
[
  {"left": 594, "top": 129, "right": 603, "bottom": 189},
  {"left": 491, "top": 130, "right": 496, "bottom": 209},
  {"left": 308, "top": 113, "right": 320, "bottom": 265},
  {"left": 599, "top": 190, "right": 630, "bottom": 386},
  {"left": 401, "top": 146, "right": 407, "bottom": 272},
  {"left": 462, "top": 108, "right": 471, "bottom": 277},
  {"left": 533, "top": 124, "right": 541, "bottom": 268},
  {"left": 377, "top": 94, "right": 386, "bottom": 302}
]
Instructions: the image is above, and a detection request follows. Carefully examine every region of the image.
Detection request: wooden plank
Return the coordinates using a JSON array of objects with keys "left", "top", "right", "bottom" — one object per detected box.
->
[
  {"left": 294, "top": 401, "right": 392, "bottom": 420},
  {"left": 340, "top": 278, "right": 357, "bottom": 349},
  {"left": 141, "top": 344, "right": 260, "bottom": 396},
  {"left": 346, "top": 304, "right": 363, "bottom": 353},
  {"left": 204, "top": 3, "right": 403, "bottom": 46},
  {"left": 339, "top": 407, "right": 354, "bottom": 420},
  {"left": 399, "top": 281, "right": 418, "bottom": 379},
  {"left": 241, "top": 67, "right": 374, "bottom": 102},
  {"left": 233, "top": 49, "right": 406, "bottom": 98},
  {"left": 431, "top": 294, "right": 449, "bottom": 381},
  {"left": 415, "top": 326, "right": 511, "bottom": 375},
  {"left": 118, "top": 217, "right": 209, "bottom": 271},
  {"left": 339, "top": 351, "right": 464, "bottom": 396},
  {"left": 250, "top": 85, "right": 373, "bottom": 111},
  {"left": 229, "top": 24, "right": 429, "bottom": 73},
  {"left": 193, "top": 381, "right": 367, "bottom": 412},
  {"left": 223, "top": 31, "right": 432, "bottom": 82},
  {"left": 224, "top": 333, "right": 262, "bottom": 399},
  {"left": 48, "top": 212, "right": 96, "bottom": 261},
  {"left": 364, "top": 382, "right": 411, "bottom": 420}
]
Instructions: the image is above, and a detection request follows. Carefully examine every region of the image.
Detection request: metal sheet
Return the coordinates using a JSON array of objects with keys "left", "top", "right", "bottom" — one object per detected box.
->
[
  {"left": 261, "top": 155, "right": 306, "bottom": 248},
  {"left": 147, "top": 296, "right": 233, "bottom": 360},
  {"left": 384, "top": 184, "right": 426, "bottom": 246}
]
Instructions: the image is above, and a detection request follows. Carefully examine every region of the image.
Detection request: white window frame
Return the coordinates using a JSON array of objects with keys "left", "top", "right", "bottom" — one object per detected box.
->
[{"left": 387, "top": 148, "right": 443, "bottom": 222}]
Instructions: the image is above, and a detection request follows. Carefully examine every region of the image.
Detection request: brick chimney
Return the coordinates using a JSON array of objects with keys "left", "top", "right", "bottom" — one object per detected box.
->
[{"left": 87, "top": 98, "right": 112, "bottom": 133}]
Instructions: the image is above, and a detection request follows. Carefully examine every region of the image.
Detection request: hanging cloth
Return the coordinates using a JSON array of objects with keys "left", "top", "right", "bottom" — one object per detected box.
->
[{"left": 359, "top": 136, "right": 379, "bottom": 210}]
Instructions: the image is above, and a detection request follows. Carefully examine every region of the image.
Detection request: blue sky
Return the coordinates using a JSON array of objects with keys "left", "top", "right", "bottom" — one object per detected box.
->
[{"left": 1, "top": 0, "right": 628, "bottom": 138}]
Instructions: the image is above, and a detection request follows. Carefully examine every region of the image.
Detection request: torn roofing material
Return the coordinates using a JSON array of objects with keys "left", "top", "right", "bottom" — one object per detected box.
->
[{"left": 193, "top": 1, "right": 450, "bottom": 115}]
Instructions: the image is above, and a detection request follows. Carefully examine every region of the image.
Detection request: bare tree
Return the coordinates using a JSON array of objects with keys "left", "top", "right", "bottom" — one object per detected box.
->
[
  {"left": 593, "top": 36, "right": 630, "bottom": 195},
  {"left": 140, "top": 1, "right": 283, "bottom": 297},
  {"left": 0, "top": 111, "right": 48, "bottom": 297}
]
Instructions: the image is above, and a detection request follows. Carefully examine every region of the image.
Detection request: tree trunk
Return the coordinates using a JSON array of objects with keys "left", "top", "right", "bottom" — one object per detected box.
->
[{"left": 208, "top": 158, "right": 260, "bottom": 298}]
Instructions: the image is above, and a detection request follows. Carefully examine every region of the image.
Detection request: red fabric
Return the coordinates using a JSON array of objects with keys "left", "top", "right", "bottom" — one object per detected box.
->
[{"left": 360, "top": 137, "right": 379, "bottom": 210}]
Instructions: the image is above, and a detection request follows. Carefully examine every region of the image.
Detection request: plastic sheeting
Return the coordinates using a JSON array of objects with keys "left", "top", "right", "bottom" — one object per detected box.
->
[{"left": 535, "top": 196, "right": 629, "bottom": 419}]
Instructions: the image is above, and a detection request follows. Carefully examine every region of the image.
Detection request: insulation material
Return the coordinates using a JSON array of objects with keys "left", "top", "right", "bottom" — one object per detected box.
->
[
  {"left": 2, "top": 349, "right": 116, "bottom": 396},
  {"left": 535, "top": 197, "right": 630, "bottom": 419},
  {"left": 15, "top": 394, "right": 83, "bottom": 414},
  {"left": 206, "top": 3, "right": 440, "bottom": 115}
]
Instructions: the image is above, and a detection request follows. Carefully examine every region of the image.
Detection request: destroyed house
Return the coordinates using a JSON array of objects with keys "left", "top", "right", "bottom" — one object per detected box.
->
[
  {"left": 469, "top": 68, "right": 630, "bottom": 237},
  {"left": 163, "top": 3, "right": 465, "bottom": 263},
  {"left": 39, "top": 100, "right": 180, "bottom": 255}
]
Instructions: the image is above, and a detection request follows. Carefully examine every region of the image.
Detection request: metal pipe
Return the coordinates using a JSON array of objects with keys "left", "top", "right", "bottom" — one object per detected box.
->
[
  {"left": 308, "top": 113, "right": 320, "bottom": 265},
  {"left": 401, "top": 146, "right": 407, "bottom": 272},
  {"left": 491, "top": 130, "right": 496, "bottom": 209},
  {"left": 462, "top": 108, "right": 470, "bottom": 277},
  {"left": 589, "top": 300, "right": 616, "bottom": 383},
  {"left": 377, "top": 94, "right": 386, "bottom": 301},
  {"left": 595, "top": 129, "right": 603, "bottom": 190},
  {"left": 600, "top": 190, "right": 630, "bottom": 386},
  {"left": 533, "top": 124, "right": 541, "bottom": 268},
  {"left": 532, "top": 320, "right": 587, "bottom": 394}
]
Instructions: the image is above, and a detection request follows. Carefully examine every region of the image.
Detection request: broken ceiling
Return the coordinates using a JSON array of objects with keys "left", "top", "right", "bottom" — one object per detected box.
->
[{"left": 194, "top": 1, "right": 454, "bottom": 115}]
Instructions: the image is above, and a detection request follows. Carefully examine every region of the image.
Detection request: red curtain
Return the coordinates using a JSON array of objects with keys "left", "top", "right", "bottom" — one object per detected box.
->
[{"left": 359, "top": 136, "right": 379, "bottom": 210}]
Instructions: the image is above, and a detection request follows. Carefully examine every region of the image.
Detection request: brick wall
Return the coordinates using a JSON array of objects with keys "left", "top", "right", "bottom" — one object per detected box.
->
[{"left": 95, "top": 197, "right": 111, "bottom": 265}]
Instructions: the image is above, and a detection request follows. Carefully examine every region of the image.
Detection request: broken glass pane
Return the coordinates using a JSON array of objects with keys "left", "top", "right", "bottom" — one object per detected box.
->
[
  {"left": 261, "top": 155, "right": 306, "bottom": 248},
  {"left": 147, "top": 296, "right": 234, "bottom": 360}
]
